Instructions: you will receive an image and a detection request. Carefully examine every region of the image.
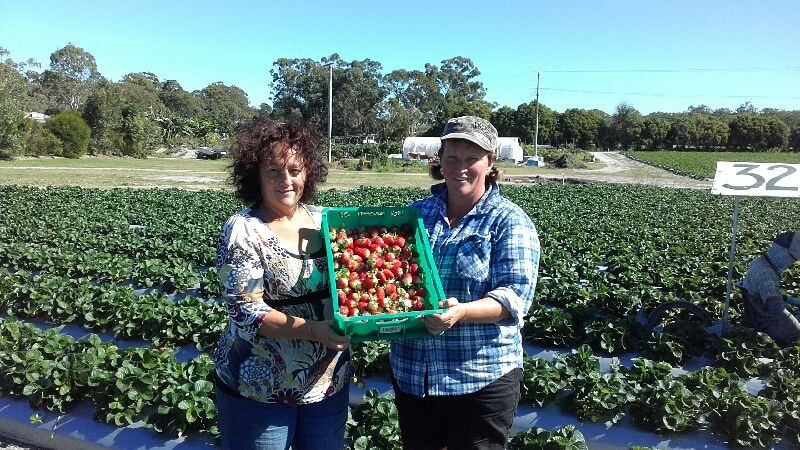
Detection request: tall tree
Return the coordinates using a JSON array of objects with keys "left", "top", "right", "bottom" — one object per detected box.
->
[
  {"left": 38, "top": 43, "right": 102, "bottom": 112},
  {"left": 611, "top": 103, "right": 643, "bottom": 149},
  {"left": 270, "top": 56, "right": 332, "bottom": 132},
  {"left": 82, "top": 80, "right": 125, "bottom": 154},
  {"left": 559, "top": 108, "right": 604, "bottom": 149},
  {"left": 383, "top": 69, "right": 441, "bottom": 137},
  {"left": 491, "top": 106, "right": 517, "bottom": 137},
  {"left": 515, "top": 101, "right": 556, "bottom": 145},
  {"left": 425, "top": 57, "right": 492, "bottom": 131},
  {"left": 640, "top": 115, "right": 671, "bottom": 149},
  {"left": 337, "top": 59, "right": 386, "bottom": 137},
  {"left": 159, "top": 79, "right": 203, "bottom": 119},
  {"left": 118, "top": 72, "right": 165, "bottom": 114},
  {"left": 789, "top": 124, "right": 800, "bottom": 151},
  {"left": 196, "top": 82, "right": 256, "bottom": 134},
  {"left": 0, "top": 47, "right": 34, "bottom": 157}
]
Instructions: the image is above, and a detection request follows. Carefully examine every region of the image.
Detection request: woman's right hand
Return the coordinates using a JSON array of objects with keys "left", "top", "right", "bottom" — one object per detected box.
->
[{"left": 310, "top": 320, "right": 351, "bottom": 350}]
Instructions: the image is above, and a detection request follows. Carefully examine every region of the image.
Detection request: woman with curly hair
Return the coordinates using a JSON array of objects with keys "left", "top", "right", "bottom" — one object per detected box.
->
[{"left": 213, "top": 119, "right": 352, "bottom": 450}]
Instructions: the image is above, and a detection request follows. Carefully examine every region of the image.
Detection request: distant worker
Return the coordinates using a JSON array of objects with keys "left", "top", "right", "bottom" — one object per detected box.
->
[{"left": 740, "top": 230, "right": 800, "bottom": 346}]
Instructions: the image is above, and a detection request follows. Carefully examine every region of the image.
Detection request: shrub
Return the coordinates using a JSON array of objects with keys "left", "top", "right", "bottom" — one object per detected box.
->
[
  {"left": 46, "top": 111, "right": 91, "bottom": 158},
  {"left": 0, "top": 98, "right": 24, "bottom": 159},
  {"left": 23, "top": 120, "right": 63, "bottom": 156}
]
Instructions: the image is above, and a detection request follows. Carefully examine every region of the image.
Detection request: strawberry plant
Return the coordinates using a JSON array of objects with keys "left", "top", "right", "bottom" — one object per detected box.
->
[
  {"left": 146, "top": 354, "right": 218, "bottom": 438},
  {"left": 760, "top": 370, "right": 800, "bottom": 446},
  {"left": 569, "top": 368, "right": 633, "bottom": 424},
  {"left": 769, "top": 343, "right": 800, "bottom": 373},
  {"left": 640, "top": 332, "right": 684, "bottom": 365},
  {"left": 708, "top": 389, "right": 784, "bottom": 449},
  {"left": 711, "top": 327, "right": 779, "bottom": 377},
  {"left": 583, "top": 318, "right": 637, "bottom": 356},
  {"left": 679, "top": 366, "right": 745, "bottom": 424},
  {"left": 198, "top": 266, "right": 221, "bottom": 298},
  {"left": 507, "top": 424, "right": 588, "bottom": 450},
  {"left": 0, "top": 318, "right": 44, "bottom": 397},
  {"left": 345, "top": 389, "right": 402, "bottom": 450},
  {"left": 553, "top": 345, "right": 601, "bottom": 388},
  {"left": 628, "top": 377, "right": 704, "bottom": 433},
  {"left": 523, "top": 304, "right": 576, "bottom": 347},
  {"left": 521, "top": 356, "right": 566, "bottom": 407},
  {"left": 25, "top": 333, "right": 119, "bottom": 413},
  {"left": 351, "top": 340, "right": 390, "bottom": 382},
  {"left": 93, "top": 347, "right": 176, "bottom": 426}
]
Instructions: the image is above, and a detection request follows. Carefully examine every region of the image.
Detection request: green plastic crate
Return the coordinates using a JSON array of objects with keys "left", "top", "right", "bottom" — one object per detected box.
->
[{"left": 321, "top": 206, "right": 446, "bottom": 342}]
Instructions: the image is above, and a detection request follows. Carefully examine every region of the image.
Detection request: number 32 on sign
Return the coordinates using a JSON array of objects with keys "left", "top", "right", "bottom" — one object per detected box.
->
[{"left": 712, "top": 161, "right": 800, "bottom": 198}]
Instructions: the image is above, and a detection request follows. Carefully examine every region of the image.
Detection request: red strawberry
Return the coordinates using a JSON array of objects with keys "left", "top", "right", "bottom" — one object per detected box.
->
[
  {"left": 376, "top": 287, "right": 386, "bottom": 306},
  {"left": 362, "top": 277, "right": 375, "bottom": 289}
]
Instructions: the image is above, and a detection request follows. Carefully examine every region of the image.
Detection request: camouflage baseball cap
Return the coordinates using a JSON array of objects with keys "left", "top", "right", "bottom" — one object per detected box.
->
[{"left": 440, "top": 116, "right": 498, "bottom": 153}]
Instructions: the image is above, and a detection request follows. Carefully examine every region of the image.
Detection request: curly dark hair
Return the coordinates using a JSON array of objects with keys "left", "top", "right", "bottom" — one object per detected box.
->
[
  {"left": 428, "top": 139, "right": 500, "bottom": 184},
  {"left": 229, "top": 119, "right": 328, "bottom": 207}
]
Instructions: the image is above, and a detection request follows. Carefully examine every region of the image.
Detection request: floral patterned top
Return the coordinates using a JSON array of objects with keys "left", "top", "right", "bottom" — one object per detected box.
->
[{"left": 213, "top": 205, "right": 353, "bottom": 404}]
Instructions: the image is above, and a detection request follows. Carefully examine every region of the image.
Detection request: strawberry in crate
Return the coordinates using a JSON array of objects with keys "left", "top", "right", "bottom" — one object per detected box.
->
[{"left": 329, "top": 225, "right": 429, "bottom": 317}]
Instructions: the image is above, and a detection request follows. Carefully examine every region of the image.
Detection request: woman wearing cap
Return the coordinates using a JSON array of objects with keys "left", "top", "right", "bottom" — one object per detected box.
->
[
  {"left": 390, "top": 116, "right": 540, "bottom": 449},
  {"left": 212, "top": 119, "right": 353, "bottom": 450},
  {"left": 740, "top": 230, "right": 800, "bottom": 346}
]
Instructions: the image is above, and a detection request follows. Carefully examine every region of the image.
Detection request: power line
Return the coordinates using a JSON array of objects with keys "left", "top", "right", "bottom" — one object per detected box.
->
[
  {"left": 481, "top": 66, "right": 800, "bottom": 81},
  {"left": 540, "top": 87, "right": 800, "bottom": 100},
  {"left": 537, "top": 66, "right": 800, "bottom": 73}
]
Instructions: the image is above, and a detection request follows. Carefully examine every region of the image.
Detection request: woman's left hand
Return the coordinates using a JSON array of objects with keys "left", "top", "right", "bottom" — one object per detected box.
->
[{"left": 421, "top": 298, "right": 465, "bottom": 335}]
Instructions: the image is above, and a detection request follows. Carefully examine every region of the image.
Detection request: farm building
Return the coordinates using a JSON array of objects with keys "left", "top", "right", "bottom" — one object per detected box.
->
[
  {"left": 496, "top": 137, "right": 524, "bottom": 163},
  {"left": 24, "top": 112, "right": 49, "bottom": 123},
  {"left": 401, "top": 136, "right": 524, "bottom": 163},
  {"left": 401, "top": 137, "right": 440, "bottom": 161}
]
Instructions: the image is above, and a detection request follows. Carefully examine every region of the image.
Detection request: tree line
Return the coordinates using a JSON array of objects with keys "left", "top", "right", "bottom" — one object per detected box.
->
[{"left": 1, "top": 44, "right": 799, "bottom": 159}]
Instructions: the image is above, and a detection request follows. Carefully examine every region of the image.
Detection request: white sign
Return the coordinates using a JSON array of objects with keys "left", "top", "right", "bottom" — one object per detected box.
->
[{"left": 711, "top": 161, "right": 800, "bottom": 197}]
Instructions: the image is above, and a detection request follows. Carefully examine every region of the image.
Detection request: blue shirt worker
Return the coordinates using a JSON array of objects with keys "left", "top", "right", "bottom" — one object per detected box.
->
[
  {"left": 741, "top": 230, "right": 800, "bottom": 346},
  {"left": 390, "top": 116, "right": 540, "bottom": 450}
]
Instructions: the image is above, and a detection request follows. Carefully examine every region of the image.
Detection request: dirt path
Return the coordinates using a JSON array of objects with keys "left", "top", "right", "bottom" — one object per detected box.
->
[{"left": 504, "top": 151, "right": 712, "bottom": 190}]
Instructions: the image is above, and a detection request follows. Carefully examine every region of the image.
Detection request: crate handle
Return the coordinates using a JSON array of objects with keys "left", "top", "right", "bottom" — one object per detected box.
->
[{"left": 374, "top": 317, "right": 409, "bottom": 325}]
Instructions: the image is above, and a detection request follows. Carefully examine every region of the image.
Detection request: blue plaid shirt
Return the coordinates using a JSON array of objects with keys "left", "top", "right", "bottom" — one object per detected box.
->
[{"left": 390, "top": 182, "right": 540, "bottom": 396}]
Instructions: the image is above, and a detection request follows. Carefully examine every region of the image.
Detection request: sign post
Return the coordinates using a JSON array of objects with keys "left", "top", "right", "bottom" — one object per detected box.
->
[{"left": 711, "top": 161, "right": 800, "bottom": 333}]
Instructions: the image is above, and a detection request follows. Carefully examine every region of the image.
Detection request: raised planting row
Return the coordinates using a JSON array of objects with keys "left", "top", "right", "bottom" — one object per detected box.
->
[{"left": 1, "top": 184, "right": 799, "bottom": 448}]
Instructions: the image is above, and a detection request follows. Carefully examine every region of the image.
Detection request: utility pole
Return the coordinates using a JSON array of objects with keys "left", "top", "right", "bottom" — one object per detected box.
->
[
  {"left": 324, "top": 62, "right": 333, "bottom": 163},
  {"left": 534, "top": 71, "right": 540, "bottom": 158}
]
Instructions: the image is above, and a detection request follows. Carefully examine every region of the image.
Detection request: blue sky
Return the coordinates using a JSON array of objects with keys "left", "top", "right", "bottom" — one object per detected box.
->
[{"left": 2, "top": 0, "right": 799, "bottom": 115}]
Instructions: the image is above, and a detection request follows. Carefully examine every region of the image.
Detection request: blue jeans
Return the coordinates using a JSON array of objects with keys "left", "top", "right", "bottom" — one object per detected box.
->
[{"left": 215, "top": 383, "right": 350, "bottom": 450}]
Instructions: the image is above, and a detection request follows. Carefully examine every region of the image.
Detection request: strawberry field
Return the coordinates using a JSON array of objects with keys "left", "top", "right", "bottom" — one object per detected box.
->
[
  {"left": 626, "top": 150, "right": 800, "bottom": 180},
  {"left": 1, "top": 183, "right": 799, "bottom": 449}
]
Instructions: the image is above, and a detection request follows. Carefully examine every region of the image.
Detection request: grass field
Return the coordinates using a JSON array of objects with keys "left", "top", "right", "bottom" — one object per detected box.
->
[{"left": 0, "top": 156, "right": 594, "bottom": 190}]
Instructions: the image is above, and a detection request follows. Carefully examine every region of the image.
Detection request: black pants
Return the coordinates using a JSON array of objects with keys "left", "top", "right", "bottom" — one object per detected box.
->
[{"left": 392, "top": 368, "right": 522, "bottom": 450}]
